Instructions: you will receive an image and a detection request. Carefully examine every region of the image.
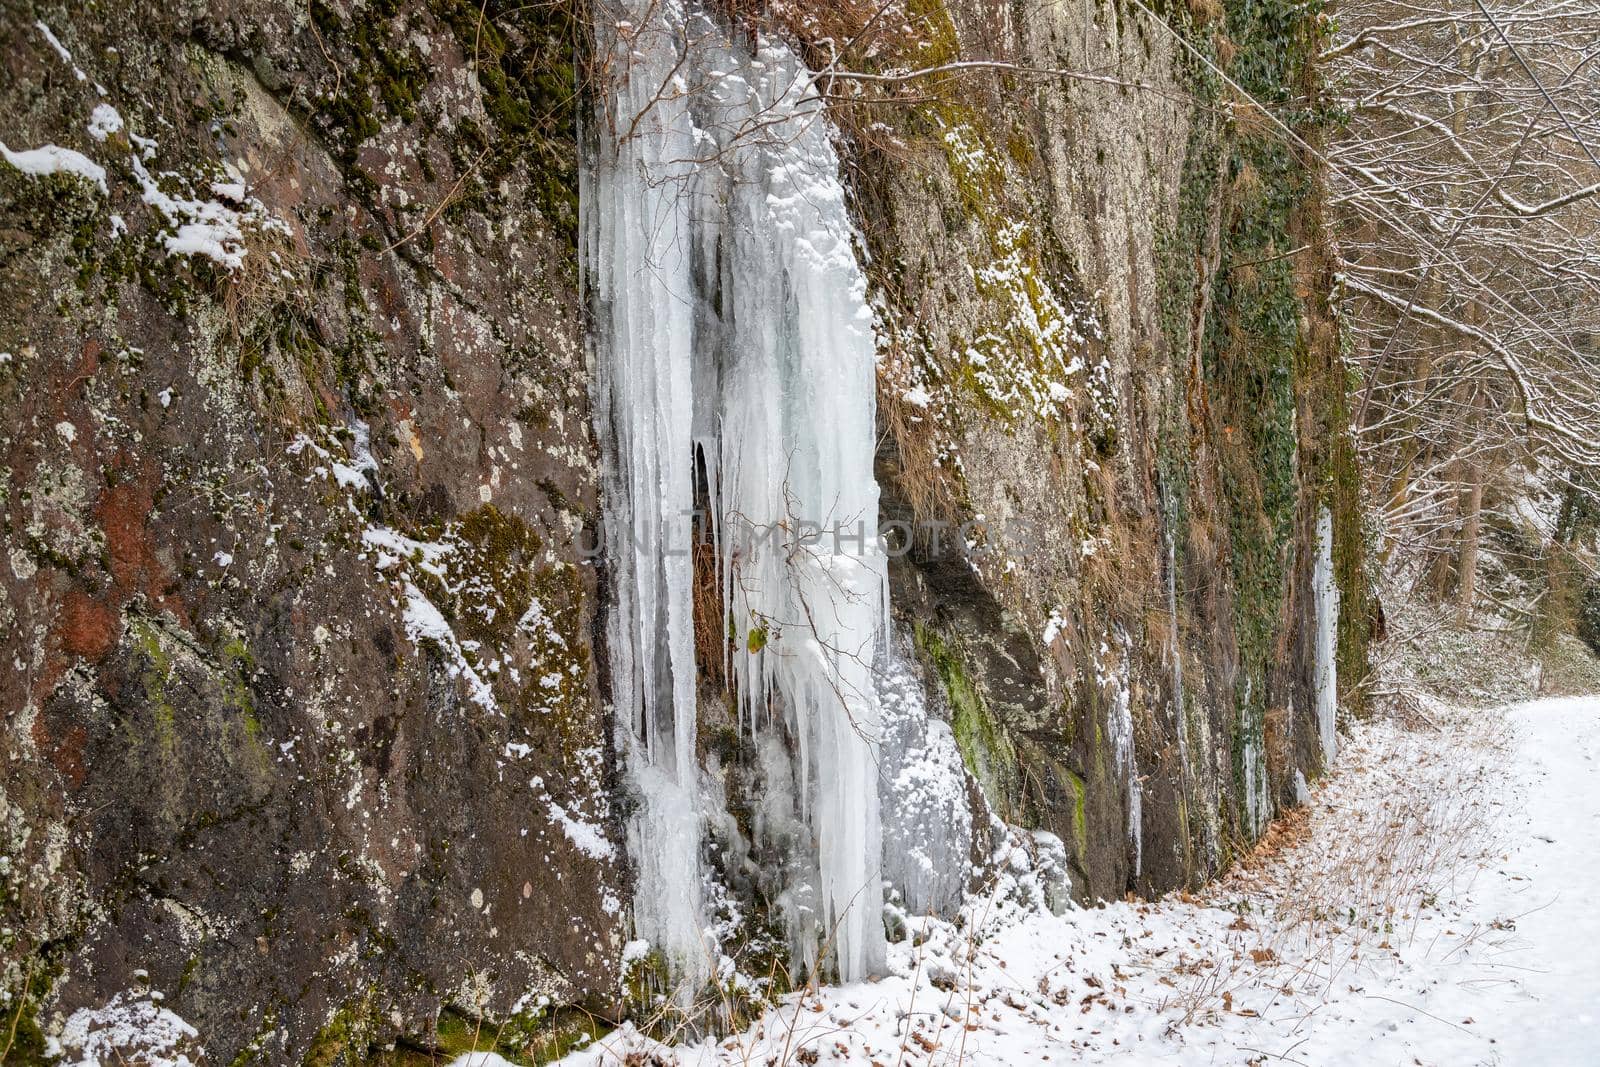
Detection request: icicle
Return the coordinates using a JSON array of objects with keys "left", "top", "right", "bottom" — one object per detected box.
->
[
  {"left": 586, "top": 0, "right": 710, "bottom": 992},
  {"left": 1108, "top": 628, "right": 1143, "bottom": 877},
  {"left": 1239, "top": 676, "right": 1270, "bottom": 839},
  {"left": 1164, "top": 519, "right": 1190, "bottom": 780},
  {"left": 1313, "top": 506, "right": 1340, "bottom": 766},
  {"left": 586, "top": 0, "right": 887, "bottom": 987}
]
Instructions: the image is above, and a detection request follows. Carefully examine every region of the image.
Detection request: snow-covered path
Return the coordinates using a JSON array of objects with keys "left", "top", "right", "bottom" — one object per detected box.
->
[
  {"left": 551, "top": 697, "right": 1600, "bottom": 1066},
  {"left": 1209, "top": 695, "right": 1600, "bottom": 1066},
  {"left": 1496, "top": 699, "right": 1600, "bottom": 1057},
  {"left": 1375, "top": 696, "right": 1600, "bottom": 1065}
]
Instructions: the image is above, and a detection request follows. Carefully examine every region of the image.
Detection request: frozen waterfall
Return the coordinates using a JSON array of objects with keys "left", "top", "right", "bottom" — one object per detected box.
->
[{"left": 584, "top": 0, "right": 888, "bottom": 987}]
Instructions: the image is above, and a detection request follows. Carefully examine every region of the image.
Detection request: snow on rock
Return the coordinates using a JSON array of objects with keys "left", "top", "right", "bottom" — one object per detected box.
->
[
  {"left": 289, "top": 429, "right": 618, "bottom": 867},
  {"left": 0, "top": 141, "right": 107, "bottom": 193},
  {"left": 87, "top": 103, "right": 124, "bottom": 141},
  {"left": 1041, "top": 606, "right": 1067, "bottom": 646},
  {"left": 55, "top": 990, "right": 205, "bottom": 1067},
  {"left": 359, "top": 524, "right": 449, "bottom": 578},
  {"left": 398, "top": 579, "right": 498, "bottom": 713},
  {"left": 131, "top": 154, "right": 285, "bottom": 270},
  {"left": 935, "top": 122, "right": 1099, "bottom": 423},
  {"left": 546, "top": 797, "right": 616, "bottom": 861},
  {"left": 0, "top": 69, "right": 287, "bottom": 273},
  {"left": 34, "top": 20, "right": 87, "bottom": 82},
  {"left": 289, "top": 432, "right": 499, "bottom": 713}
]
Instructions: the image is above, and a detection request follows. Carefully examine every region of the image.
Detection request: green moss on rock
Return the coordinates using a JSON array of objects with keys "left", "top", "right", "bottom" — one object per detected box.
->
[{"left": 914, "top": 621, "right": 1021, "bottom": 818}]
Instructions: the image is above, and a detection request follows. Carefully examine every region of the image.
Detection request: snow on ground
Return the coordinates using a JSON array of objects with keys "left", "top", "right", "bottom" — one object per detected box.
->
[{"left": 560, "top": 697, "right": 1600, "bottom": 1065}]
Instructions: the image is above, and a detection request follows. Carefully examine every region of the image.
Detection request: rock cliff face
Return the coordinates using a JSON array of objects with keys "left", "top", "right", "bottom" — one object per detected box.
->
[
  {"left": 839, "top": 0, "right": 1370, "bottom": 903},
  {"left": 0, "top": 0, "right": 1366, "bottom": 1062},
  {"left": 1, "top": 1, "right": 617, "bottom": 1060}
]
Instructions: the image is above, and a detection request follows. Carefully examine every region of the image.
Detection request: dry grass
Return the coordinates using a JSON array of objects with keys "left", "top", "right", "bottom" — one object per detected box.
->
[
  {"left": 1081, "top": 519, "right": 1163, "bottom": 626},
  {"left": 1186, "top": 0, "right": 1225, "bottom": 27},
  {"left": 692, "top": 533, "right": 729, "bottom": 691},
  {"left": 875, "top": 364, "right": 965, "bottom": 530},
  {"left": 220, "top": 222, "right": 305, "bottom": 338},
  {"left": 1161, "top": 699, "right": 1512, "bottom": 1026}
]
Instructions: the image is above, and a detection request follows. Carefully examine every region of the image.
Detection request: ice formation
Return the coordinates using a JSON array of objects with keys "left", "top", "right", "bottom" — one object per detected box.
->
[
  {"left": 879, "top": 647, "right": 974, "bottom": 916},
  {"left": 1240, "top": 676, "right": 1271, "bottom": 838},
  {"left": 585, "top": 0, "right": 888, "bottom": 985},
  {"left": 1313, "top": 506, "right": 1341, "bottom": 764},
  {"left": 1104, "top": 630, "right": 1144, "bottom": 876},
  {"left": 1164, "top": 523, "right": 1190, "bottom": 777}
]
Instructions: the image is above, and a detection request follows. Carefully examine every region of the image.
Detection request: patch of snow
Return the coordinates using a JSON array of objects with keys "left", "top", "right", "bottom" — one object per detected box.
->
[
  {"left": 34, "top": 21, "right": 87, "bottom": 82},
  {"left": 448, "top": 1054, "right": 519, "bottom": 1067},
  {"left": 87, "top": 103, "right": 124, "bottom": 141},
  {"left": 1041, "top": 607, "right": 1067, "bottom": 646},
  {"left": 328, "top": 461, "right": 369, "bottom": 491},
  {"left": 0, "top": 141, "right": 107, "bottom": 194},
  {"left": 398, "top": 580, "right": 497, "bottom": 713},
  {"left": 547, "top": 799, "right": 617, "bottom": 860},
  {"left": 360, "top": 525, "right": 449, "bottom": 578},
  {"left": 57, "top": 990, "right": 204, "bottom": 1067},
  {"left": 130, "top": 155, "right": 286, "bottom": 271}
]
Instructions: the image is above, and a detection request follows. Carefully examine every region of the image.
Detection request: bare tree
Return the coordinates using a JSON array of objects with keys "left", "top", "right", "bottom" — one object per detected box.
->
[{"left": 1327, "top": 0, "right": 1600, "bottom": 617}]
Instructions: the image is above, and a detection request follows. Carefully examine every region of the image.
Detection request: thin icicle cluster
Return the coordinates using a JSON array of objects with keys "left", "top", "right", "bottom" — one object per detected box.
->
[
  {"left": 1240, "top": 676, "right": 1271, "bottom": 838},
  {"left": 1313, "top": 507, "right": 1341, "bottom": 765},
  {"left": 585, "top": 0, "right": 887, "bottom": 986},
  {"left": 1101, "top": 629, "right": 1143, "bottom": 877}
]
